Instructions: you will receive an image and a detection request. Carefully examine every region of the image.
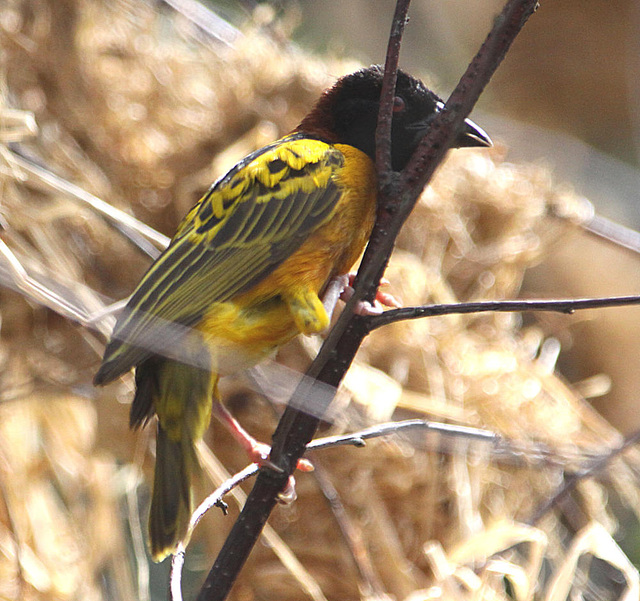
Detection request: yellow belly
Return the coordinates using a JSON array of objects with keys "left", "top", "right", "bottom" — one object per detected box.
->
[
  {"left": 196, "top": 297, "right": 298, "bottom": 375},
  {"left": 197, "top": 143, "right": 377, "bottom": 375}
]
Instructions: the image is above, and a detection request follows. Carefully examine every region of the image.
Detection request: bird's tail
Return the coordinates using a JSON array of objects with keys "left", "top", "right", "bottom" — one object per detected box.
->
[
  {"left": 148, "top": 423, "right": 199, "bottom": 562},
  {"left": 132, "top": 355, "right": 213, "bottom": 561}
]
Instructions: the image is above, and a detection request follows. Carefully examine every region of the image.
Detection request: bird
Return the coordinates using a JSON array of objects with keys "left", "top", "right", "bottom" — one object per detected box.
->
[{"left": 93, "top": 64, "right": 491, "bottom": 561}]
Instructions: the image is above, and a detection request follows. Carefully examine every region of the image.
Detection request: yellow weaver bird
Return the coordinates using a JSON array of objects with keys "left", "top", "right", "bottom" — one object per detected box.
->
[{"left": 94, "top": 65, "right": 491, "bottom": 561}]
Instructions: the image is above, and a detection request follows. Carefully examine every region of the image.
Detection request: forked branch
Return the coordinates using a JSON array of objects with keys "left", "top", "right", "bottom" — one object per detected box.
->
[{"left": 196, "top": 1, "right": 539, "bottom": 600}]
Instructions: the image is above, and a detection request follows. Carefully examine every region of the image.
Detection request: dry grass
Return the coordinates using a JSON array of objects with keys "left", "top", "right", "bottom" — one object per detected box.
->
[{"left": 0, "top": 1, "right": 639, "bottom": 600}]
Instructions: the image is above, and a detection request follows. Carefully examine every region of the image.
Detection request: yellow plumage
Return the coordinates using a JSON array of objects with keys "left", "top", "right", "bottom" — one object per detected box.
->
[
  {"left": 94, "top": 65, "right": 490, "bottom": 561},
  {"left": 95, "top": 134, "right": 377, "bottom": 560}
]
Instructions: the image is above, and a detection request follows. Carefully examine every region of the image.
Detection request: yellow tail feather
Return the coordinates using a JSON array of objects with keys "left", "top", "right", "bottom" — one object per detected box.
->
[{"left": 149, "top": 424, "right": 197, "bottom": 562}]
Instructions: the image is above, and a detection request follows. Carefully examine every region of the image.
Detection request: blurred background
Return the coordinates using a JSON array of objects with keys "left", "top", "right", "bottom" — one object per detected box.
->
[{"left": 2, "top": 1, "right": 640, "bottom": 600}]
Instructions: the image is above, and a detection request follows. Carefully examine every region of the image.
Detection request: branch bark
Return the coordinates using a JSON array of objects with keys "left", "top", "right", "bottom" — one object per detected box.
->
[
  {"left": 196, "top": 1, "right": 539, "bottom": 599},
  {"left": 364, "top": 294, "right": 640, "bottom": 331}
]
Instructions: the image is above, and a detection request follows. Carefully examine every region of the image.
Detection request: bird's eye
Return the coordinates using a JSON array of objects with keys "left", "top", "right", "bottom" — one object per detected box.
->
[{"left": 392, "top": 96, "right": 406, "bottom": 113}]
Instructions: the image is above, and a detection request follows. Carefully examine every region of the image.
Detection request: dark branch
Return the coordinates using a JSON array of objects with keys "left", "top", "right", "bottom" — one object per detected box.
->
[
  {"left": 365, "top": 294, "right": 640, "bottom": 331},
  {"left": 375, "top": 0, "right": 411, "bottom": 178},
  {"left": 400, "top": 1, "right": 539, "bottom": 196},
  {"left": 196, "top": 2, "right": 539, "bottom": 599}
]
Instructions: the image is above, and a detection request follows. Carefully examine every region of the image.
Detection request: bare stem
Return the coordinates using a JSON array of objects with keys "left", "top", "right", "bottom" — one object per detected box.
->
[
  {"left": 375, "top": 0, "right": 411, "bottom": 178},
  {"left": 528, "top": 429, "right": 640, "bottom": 525},
  {"left": 582, "top": 212, "right": 640, "bottom": 256},
  {"left": 365, "top": 294, "right": 640, "bottom": 331}
]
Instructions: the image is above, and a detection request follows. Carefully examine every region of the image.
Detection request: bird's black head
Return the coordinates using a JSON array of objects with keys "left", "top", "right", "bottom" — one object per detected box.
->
[{"left": 297, "top": 65, "right": 491, "bottom": 172}]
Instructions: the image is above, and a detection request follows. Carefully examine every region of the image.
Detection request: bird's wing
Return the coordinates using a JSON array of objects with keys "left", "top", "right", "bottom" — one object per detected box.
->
[{"left": 94, "top": 135, "right": 345, "bottom": 383}]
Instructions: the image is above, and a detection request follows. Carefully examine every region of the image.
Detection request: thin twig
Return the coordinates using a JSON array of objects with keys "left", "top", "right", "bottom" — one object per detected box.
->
[
  {"left": 5, "top": 145, "right": 169, "bottom": 256},
  {"left": 375, "top": 0, "right": 411, "bottom": 178},
  {"left": 307, "top": 419, "right": 498, "bottom": 451},
  {"left": 170, "top": 464, "right": 258, "bottom": 601},
  {"left": 365, "top": 294, "right": 640, "bottom": 331},
  {"left": 528, "top": 429, "right": 640, "bottom": 525},
  {"left": 308, "top": 419, "right": 610, "bottom": 470},
  {"left": 582, "top": 212, "right": 640, "bottom": 256},
  {"left": 311, "top": 461, "right": 389, "bottom": 599}
]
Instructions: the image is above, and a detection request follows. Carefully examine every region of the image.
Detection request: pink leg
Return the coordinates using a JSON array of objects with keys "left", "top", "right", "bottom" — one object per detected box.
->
[
  {"left": 211, "top": 402, "right": 313, "bottom": 474},
  {"left": 321, "top": 274, "right": 350, "bottom": 321}
]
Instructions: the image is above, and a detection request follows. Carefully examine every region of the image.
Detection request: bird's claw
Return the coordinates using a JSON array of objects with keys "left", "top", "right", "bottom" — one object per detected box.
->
[
  {"left": 338, "top": 273, "right": 402, "bottom": 315},
  {"left": 278, "top": 476, "right": 298, "bottom": 504},
  {"left": 247, "top": 442, "right": 285, "bottom": 472},
  {"left": 246, "top": 443, "right": 313, "bottom": 505},
  {"left": 248, "top": 441, "right": 314, "bottom": 474}
]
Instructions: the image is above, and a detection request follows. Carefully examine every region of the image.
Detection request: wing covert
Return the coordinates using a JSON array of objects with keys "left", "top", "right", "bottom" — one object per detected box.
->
[{"left": 95, "top": 135, "right": 345, "bottom": 382}]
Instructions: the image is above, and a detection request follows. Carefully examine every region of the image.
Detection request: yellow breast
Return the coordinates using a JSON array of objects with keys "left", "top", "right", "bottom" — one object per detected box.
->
[{"left": 197, "top": 144, "right": 377, "bottom": 374}]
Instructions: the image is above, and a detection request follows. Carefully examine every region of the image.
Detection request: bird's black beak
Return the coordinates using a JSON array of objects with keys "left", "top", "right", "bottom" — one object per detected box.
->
[
  {"left": 431, "top": 101, "right": 492, "bottom": 149},
  {"left": 455, "top": 117, "right": 492, "bottom": 148}
]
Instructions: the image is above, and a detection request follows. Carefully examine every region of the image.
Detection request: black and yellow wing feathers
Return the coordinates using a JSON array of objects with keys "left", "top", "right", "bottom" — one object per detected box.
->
[{"left": 94, "top": 134, "right": 344, "bottom": 384}]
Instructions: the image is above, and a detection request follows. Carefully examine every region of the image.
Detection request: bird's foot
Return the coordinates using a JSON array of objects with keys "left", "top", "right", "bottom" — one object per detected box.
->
[
  {"left": 278, "top": 475, "right": 298, "bottom": 504},
  {"left": 321, "top": 273, "right": 402, "bottom": 321},
  {"left": 212, "top": 400, "right": 312, "bottom": 471},
  {"left": 340, "top": 273, "right": 402, "bottom": 315},
  {"left": 244, "top": 439, "right": 312, "bottom": 505},
  {"left": 245, "top": 439, "right": 313, "bottom": 474},
  {"left": 212, "top": 400, "right": 312, "bottom": 505}
]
